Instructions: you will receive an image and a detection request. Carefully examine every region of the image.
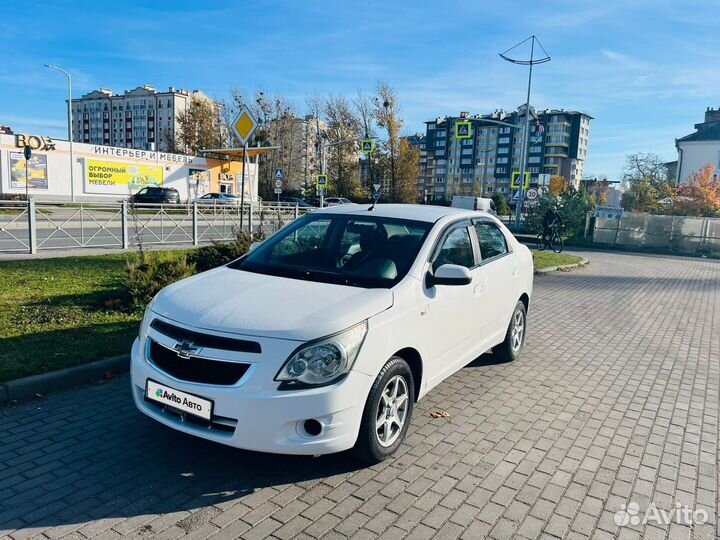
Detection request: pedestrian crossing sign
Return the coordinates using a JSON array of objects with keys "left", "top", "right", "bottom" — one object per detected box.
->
[
  {"left": 511, "top": 171, "right": 531, "bottom": 190},
  {"left": 455, "top": 121, "right": 472, "bottom": 139}
]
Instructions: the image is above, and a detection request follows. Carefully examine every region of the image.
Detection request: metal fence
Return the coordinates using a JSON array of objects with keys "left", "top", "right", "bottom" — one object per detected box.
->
[
  {"left": 593, "top": 212, "right": 720, "bottom": 253},
  {"left": 0, "top": 200, "right": 314, "bottom": 254}
]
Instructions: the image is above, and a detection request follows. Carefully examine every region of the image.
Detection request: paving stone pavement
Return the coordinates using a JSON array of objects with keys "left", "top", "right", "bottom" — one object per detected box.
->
[{"left": 1, "top": 250, "right": 719, "bottom": 540}]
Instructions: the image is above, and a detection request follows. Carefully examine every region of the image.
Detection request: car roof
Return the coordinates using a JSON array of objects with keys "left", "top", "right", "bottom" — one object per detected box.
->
[{"left": 314, "top": 203, "right": 482, "bottom": 223}]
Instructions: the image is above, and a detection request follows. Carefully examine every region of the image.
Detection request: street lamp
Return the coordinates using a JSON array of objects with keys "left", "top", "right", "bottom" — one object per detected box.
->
[
  {"left": 44, "top": 64, "right": 75, "bottom": 202},
  {"left": 499, "top": 36, "right": 550, "bottom": 228}
]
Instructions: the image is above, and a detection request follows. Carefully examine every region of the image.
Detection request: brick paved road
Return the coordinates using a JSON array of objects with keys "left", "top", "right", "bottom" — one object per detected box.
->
[{"left": 1, "top": 251, "right": 719, "bottom": 540}]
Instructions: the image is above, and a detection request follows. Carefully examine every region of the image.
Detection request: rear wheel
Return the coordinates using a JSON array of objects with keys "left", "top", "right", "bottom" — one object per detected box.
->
[
  {"left": 493, "top": 301, "right": 527, "bottom": 363},
  {"left": 353, "top": 357, "right": 414, "bottom": 463}
]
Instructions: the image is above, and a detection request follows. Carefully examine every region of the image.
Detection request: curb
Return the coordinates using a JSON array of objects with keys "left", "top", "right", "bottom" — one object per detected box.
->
[
  {"left": 535, "top": 257, "right": 589, "bottom": 275},
  {"left": 0, "top": 354, "right": 129, "bottom": 406}
]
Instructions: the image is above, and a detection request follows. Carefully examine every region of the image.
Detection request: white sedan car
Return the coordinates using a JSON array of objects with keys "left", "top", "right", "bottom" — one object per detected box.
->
[{"left": 131, "top": 204, "right": 533, "bottom": 462}]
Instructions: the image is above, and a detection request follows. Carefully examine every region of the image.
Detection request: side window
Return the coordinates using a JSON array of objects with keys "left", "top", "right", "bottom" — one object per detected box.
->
[
  {"left": 473, "top": 221, "right": 508, "bottom": 261},
  {"left": 432, "top": 227, "right": 475, "bottom": 271}
]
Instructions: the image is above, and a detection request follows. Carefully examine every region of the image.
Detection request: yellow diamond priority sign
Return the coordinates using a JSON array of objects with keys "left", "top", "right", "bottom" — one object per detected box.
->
[{"left": 231, "top": 106, "right": 258, "bottom": 145}]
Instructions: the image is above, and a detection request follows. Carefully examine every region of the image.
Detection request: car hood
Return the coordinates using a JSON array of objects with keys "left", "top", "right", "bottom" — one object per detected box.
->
[{"left": 152, "top": 266, "right": 393, "bottom": 342}]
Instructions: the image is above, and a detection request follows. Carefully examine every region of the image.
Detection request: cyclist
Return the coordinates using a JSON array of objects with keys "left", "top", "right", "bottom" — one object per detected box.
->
[{"left": 542, "top": 206, "right": 564, "bottom": 244}]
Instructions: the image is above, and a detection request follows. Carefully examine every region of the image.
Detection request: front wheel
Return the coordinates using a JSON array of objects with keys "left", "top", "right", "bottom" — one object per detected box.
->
[
  {"left": 353, "top": 357, "right": 415, "bottom": 463},
  {"left": 536, "top": 234, "right": 546, "bottom": 251},
  {"left": 493, "top": 301, "right": 527, "bottom": 363},
  {"left": 551, "top": 233, "right": 563, "bottom": 253}
]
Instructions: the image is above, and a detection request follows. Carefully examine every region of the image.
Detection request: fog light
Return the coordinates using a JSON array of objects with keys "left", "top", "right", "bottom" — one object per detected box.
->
[{"left": 303, "top": 419, "right": 322, "bottom": 437}]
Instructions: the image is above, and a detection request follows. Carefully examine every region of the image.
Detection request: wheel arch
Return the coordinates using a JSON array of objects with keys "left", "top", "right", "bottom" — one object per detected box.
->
[{"left": 392, "top": 347, "right": 423, "bottom": 402}]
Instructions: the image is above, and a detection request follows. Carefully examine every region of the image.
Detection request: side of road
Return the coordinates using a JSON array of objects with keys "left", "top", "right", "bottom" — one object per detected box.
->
[
  {"left": 0, "top": 354, "right": 129, "bottom": 406},
  {"left": 535, "top": 256, "right": 589, "bottom": 274}
]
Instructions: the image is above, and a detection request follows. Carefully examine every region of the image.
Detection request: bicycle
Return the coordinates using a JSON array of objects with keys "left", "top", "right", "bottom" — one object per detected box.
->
[{"left": 536, "top": 226, "right": 564, "bottom": 253}]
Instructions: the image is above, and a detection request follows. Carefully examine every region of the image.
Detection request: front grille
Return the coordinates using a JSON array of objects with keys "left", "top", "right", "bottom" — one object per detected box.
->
[
  {"left": 149, "top": 339, "right": 251, "bottom": 385},
  {"left": 151, "top": 319, "right": 261, "bottom": 354}
]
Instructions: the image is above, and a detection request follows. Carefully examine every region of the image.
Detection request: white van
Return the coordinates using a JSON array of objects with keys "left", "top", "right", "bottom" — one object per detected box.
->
[{"left": 451, "top": 196, "right": 497, "bottom": 215}]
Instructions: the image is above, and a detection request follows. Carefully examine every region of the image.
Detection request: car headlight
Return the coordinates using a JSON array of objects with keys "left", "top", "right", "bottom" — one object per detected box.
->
[
  {"left": 275, "top": 321, "right": 368, "bottom": 387},
  {"left": 138, "top": 297, "right": 156, "bottom": 345}
]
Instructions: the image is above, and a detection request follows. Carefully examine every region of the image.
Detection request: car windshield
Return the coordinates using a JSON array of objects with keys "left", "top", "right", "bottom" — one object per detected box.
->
[{"left": 229, "top": 213, "right": 432, "bottom": 288}]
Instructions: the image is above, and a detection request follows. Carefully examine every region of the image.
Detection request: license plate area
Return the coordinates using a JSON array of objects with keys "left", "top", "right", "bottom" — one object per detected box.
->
[{"left": 145, "top": 379, "right": 213, "bottom": 421}]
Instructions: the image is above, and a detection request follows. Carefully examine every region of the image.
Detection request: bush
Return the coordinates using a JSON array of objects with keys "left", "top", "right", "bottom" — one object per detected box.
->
[
  {"left": 125, "top": 253, "right": 195, "bottom": 310},
  {"left": 187, "top": 230, "right": 259, "bottom": 273},
  {"left": 526, "top": 187, "right": 590, "bottom": 237}
]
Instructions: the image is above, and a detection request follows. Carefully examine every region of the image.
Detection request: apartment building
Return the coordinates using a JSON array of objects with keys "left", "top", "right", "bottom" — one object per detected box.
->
[
  {"left": 421, "top": 108, "right": 592, "bottom": 202},
  {"left": 70, "top": 85, "right": 217, "bottom": 152}
]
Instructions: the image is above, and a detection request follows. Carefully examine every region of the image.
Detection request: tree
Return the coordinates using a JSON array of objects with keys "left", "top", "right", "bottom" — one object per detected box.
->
[
  {"left": 548, "top": 175, "right": 567, "bottom": 197},
  {"left": 620, "top": 152, "right": 675, "bottom": 213},
  {"left": 393, "top": 139, "right": 420, "bottom": 203},
  {"left": 675, "top": 164, "right": 720, "bottom": 216},
  {"left": 526, "top": 187, "right": 589, "bottom": 237},
  {"left": 323, "top": 95, "right": 362, "bottom": 199},
  {"left": 491, "top": 193, "right": 510, "bottom": 216},
  {"left": 623, "top": 153, "right": 668, "bottom": 187},
  {"left": 175, "top": 95, "right": 223, "bottom": 156},
  {"left": 373, "top": 81, "right": 417, "bottom": 203}
]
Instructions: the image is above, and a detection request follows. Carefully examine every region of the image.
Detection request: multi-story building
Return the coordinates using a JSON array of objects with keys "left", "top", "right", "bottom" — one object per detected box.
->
[
  {"left": 264, "top": 114, "right": 328, "bottom": 194},
  {"left": 70, "top": 85, "right": 217, "bottom": 152},
  {"left": 421, "top": 108, "right": 592, "bottom": 202},
  {"left": 675, "top": 107, "right": 720, "bottom": 184}
]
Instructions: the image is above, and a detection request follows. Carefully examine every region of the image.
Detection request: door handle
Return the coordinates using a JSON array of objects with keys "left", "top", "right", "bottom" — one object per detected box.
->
[{"left": 512, "top": 267, "right": 519, "bottom": 277}]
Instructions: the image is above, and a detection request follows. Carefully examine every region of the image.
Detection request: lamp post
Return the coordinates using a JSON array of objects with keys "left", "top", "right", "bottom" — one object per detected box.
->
[
  {"left": 44, "top": 64, "right": 75, "bottom": 202},
  {"left": 499, "top": 36, "right": 550, "bottom": 228}
]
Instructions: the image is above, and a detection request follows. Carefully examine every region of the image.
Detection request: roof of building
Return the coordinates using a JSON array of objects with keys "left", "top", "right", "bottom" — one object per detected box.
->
[
  {"left": 428, "top": 108, "right": 593, "bottom": 125},
  {"left": 677, "top": 123, "right": 720, "bottom": 142}
]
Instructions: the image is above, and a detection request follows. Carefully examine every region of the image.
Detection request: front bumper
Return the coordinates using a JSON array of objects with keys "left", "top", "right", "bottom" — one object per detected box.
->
[{"left": 130, "top": 337, "right": 372, "bottom": 455}]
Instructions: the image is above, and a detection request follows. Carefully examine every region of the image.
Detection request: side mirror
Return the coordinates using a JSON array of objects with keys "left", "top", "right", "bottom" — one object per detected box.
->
[
  {"left": 427, "top": 264, "right": 472, "bottom": 287},
  {"left": 249, "top": 241, "right": 260, "bottom": 252}
]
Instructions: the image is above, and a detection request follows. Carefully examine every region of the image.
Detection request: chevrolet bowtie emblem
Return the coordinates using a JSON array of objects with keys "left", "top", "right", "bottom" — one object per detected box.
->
[{"left": 173, "top": 339, "right": 200, "bottom": 359}]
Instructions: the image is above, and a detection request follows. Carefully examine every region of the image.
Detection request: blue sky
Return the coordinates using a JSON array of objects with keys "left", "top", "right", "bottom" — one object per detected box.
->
[{"left": 2, "top": 0, "right": 719, "bottom": 180}]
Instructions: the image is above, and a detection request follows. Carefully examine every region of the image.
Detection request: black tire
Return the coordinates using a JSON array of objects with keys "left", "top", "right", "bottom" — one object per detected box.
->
[
  {"left": 353, "top": 357, "right": 415, "bottom": 464},
  {"left": 551, "top": 233, "right": 563, "bottom": 253},
  {"left": 536, "top": 234, "right": 546, "bottom": 251},
  {"left": 493, "top": 301, "right": 527, "bottom": 363}
]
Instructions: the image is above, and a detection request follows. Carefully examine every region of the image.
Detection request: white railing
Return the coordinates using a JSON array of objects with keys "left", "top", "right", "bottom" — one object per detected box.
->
[{"left": 0, "top": 200, "right": 314, "bottom": 254}]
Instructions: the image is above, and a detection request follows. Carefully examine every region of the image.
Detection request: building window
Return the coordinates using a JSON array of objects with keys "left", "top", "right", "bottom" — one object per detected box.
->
[
  {"left": 498, "top": 137, "right": 510, "bottom": 144},
  {"left": 498, "top": 147, "right": 509, "bottom": 154}
]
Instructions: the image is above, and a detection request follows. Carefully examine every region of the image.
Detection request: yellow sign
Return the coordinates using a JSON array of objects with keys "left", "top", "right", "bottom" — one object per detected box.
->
[
  {"left": 231, "top": 106, "right": 258, "bottom": 145},
  {"left": 85, "top": 159, "right": 164, "bottom": 195},
  {"left": 317, "top": 174, "right": 328, "bottom": 189},
  {"left": 511, "top": 171, "right": 531, "bottom": 190}
]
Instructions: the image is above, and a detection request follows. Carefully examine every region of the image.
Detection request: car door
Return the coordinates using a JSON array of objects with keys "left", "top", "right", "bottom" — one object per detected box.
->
[
  {"left": 422, "top": 220, "right": 489, "bottom": 389},
  {"left": 471, "top": 218, "right": 517, "bottom": 343}
]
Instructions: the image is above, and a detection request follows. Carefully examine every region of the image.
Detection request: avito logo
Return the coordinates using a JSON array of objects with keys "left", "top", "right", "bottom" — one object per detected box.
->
[{"left": 155, "top": 388, "right": 164, "bottom": 398}]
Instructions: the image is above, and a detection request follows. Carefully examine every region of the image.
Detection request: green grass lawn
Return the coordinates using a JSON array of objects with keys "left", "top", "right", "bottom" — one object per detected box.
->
[
  {"left": 532, "top": 251, "right": 583, "bottom": 270},
  {"left": 0, "top": 255, "right": 141, "bottom": 382}
]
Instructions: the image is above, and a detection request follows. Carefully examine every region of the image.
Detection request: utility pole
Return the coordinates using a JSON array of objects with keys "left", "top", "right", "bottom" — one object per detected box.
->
[{"left": 499, "top": 36, "right": 550, "bottom": 228}]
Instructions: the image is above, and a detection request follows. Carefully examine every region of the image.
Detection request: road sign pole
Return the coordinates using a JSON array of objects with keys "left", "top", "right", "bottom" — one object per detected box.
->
[
  {"left": 240, "top": 141, "right": 247, "bottom": 233},
  {"left": 25, "top": 158, "right": 28, "bottom": 201}
]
